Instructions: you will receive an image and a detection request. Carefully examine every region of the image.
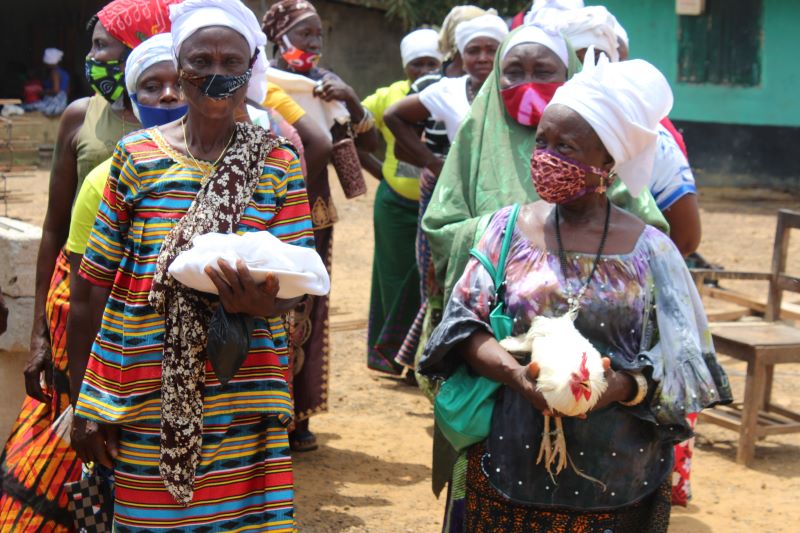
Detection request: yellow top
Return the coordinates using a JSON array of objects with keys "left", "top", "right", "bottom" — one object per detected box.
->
[
  {"left": 66, "top": 158, "right": 111, "bottom": 255},
  {"left": 263, "top": 82, "right": 305, "bottom": 125},
  {"left": 362, "top": 80, "right": 421, "bottom": 201}
]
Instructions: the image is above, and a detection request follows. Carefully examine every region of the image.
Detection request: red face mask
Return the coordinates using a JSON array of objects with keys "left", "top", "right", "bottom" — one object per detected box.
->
[
  {"left": 530, "top": 149, "right": 613, "bottom": 204},
  {"left": 281, "top": 35, "right": 320, "bottom": 73},
  {"left": 500, "top": 81, "right": 563, "bottom": 127}
]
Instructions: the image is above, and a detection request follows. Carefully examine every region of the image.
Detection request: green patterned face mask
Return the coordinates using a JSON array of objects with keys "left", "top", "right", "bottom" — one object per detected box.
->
[{"left": 84, "top": 56, "right": 125, "bottom": 103}]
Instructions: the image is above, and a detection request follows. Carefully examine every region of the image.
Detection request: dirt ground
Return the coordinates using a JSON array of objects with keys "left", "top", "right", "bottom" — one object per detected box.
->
[{"left": 2, "top": 169, "right": 799, "bottom": 532}]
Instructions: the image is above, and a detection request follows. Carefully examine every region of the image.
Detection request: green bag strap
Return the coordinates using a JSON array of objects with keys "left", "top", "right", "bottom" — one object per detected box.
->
[
  {"left": 469, "top": 250, "right": 497, "bottom": 283},
  {"left": 495, "top": 203, "right": 520, "bottom": 286},
  {"left": 468, "top": 204, "right": 521, "bottom": 295}
]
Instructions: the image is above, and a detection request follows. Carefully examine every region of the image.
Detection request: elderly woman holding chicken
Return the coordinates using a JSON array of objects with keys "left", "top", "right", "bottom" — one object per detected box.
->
[{"left": 419, "top": 52, "right": 731, "bottom": 532}]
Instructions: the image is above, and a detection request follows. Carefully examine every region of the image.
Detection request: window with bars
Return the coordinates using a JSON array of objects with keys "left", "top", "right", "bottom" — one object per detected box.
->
[{"left": 677, "top": 0, "right": 763, "bottom": 86}]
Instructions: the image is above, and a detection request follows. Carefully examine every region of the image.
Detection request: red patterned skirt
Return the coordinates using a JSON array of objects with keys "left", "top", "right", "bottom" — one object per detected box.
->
[{"left": 0, "top": 250, "right": 82, "bottom": 532}]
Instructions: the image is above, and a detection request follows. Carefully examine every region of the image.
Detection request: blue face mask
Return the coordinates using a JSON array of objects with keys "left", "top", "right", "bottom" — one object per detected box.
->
[{"left": 131, "top": 95, "right": 188, "bottom": 128}]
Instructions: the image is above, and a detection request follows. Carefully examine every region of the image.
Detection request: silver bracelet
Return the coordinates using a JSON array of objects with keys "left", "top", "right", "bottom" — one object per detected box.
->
[
  {"left": 618, "top": 371, "right": 648, "bottom": 407},
  {"left": 352, "top": 107, "right": 375, "bottom": 136}
]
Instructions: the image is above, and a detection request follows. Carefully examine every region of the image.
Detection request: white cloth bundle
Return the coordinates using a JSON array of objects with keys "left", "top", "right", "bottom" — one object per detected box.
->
[
  {"left": 455, "top": 14, "right": 509, "bottom": 55},
  {"left": 266, "top": 66, "right": 349, "bottom": 140},
  {"left": 169, "top": 231, "right": 331, "bottom": 298},
  {"left": 548, "top": 49, "right": 673, "bottom": 197},
  {"left": 169, "top": 0, "right": 269, "bottom": 103},
  {"left": 558, "top": 5, "right": 620, "bottom": 62},
  {"left": 524, "top": 0, "right": 584, "bottom": 26},
  {"left": 401, "top": 28, "right": 442, "bottom": 67}
]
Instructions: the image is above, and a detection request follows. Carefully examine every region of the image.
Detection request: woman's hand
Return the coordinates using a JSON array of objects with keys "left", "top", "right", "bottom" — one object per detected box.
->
[
  {"left": 508, "top": 362, "right": 553, "bottom": 414},
  {"left": 205, "top": 259, "right": 281, "bottom": 318},
  {"left": 71, "top": 416, "right": 119, "bottom": 469},
  {"left": 314, "top": 73, "right": 356, "bottom": 105},
  {"left": 589, "top": 359, "right": 636, "bottom": 412},
  {"left": 24, "top": 332, "right": 53, "bottom": 403},
  {"left": 314, "top": 73, "right": 367, "bottom": 124},
  {"left": 426, "top": 158, "right": 444, "bottom": 178}
]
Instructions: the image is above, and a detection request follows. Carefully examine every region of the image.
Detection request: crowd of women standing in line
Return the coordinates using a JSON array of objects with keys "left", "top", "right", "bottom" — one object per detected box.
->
[{"left": 0, "top": 0, "right": 728, "bottom": 531}]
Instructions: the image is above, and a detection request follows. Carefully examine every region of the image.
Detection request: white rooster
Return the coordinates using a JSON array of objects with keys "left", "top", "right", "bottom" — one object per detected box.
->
[{"left": 499, "top": 311, "right": 609, "bottom": 480}]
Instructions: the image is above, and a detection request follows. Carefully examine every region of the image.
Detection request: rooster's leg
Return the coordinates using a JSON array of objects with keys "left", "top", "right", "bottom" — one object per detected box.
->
[
  {"left": 537, "top": 414, "right": 551, "bottom": 467},
  {"left": 553, "top": 416, "right": 568, "bottom": 474}
]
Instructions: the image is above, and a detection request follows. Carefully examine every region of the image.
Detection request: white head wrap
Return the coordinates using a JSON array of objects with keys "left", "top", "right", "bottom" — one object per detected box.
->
[
  {"left": 524, "top": 0, "right": 584, "bottom": 26},
  {"left": 401, "top": 29, "right": 442, "bottom": 67},
  {"left": 547, "top": 50, "right": 673, "bottom": 196},
  {"left": 501, "top": 24, "right": 569, "bottom": 68},
  {"left": 43, "top": 48, "right": 63, "bottom": 66},
  {"left": 125, "top": 33, "right": 175, "bottom": 97},
  {"left": 455, "top": 14, "right": 509, "bottom": 56},
  {"left": 559, "top": 6, "right": 620, "bottom": 62},
  {"left": 169, "top": 0, "right": 268, "bottom": 103}
]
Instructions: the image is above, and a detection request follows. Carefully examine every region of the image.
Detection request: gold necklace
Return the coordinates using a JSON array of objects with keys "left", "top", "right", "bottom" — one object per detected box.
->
[{"left": 182, "top": 118, "right": 236, "bottom": 183}]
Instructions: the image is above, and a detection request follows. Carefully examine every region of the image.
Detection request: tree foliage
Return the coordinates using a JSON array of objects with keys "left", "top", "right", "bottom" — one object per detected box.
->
[{"left": 383, "top": 0, "right": 531, "bottom": 29}]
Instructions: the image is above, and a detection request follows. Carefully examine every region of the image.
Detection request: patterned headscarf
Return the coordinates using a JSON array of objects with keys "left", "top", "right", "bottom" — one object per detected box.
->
[
  {"left": 262, "top": 0, "right": 318, "bottom": 43},
  {"left": 97, "top": 0, "right": 182, "bottom": 50}
]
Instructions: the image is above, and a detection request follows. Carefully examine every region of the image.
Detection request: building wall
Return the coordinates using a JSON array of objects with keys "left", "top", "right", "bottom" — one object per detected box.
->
[
  {"left": 589, "top": 0, "right": 799, "bottom": 128},
  {"left": 0, "top": 0, "right": 106, "bottom": 99},
  {"left": 0, "top": 1, "right": 404, "bottom": 104},
  {"left": 246, "top": 0, "right": 406, "bottom": 99}
]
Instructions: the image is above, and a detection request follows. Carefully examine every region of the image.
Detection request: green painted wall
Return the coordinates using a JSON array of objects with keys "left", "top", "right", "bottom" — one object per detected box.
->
[{"left": 588, "top": 0, "right": 799, "bottom": 127}]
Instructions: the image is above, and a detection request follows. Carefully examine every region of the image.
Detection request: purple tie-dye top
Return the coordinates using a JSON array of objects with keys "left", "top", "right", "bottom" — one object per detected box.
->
[{"left": 421, "top": 205, "right": 732, "bottom": 509}]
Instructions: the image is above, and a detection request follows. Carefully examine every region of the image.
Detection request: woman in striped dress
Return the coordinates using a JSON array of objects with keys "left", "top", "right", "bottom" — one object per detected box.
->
[
  {"left": 68, "top": 1, "right": 314, "bottom": 529},
  {"left": 0, "top": 2, "right": 178, "bottom": 530}
]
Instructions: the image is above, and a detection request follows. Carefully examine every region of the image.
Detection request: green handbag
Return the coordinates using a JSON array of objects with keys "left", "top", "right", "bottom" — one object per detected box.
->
[{"left": 433, "top": 204, "right": 520, "bottom": 452}]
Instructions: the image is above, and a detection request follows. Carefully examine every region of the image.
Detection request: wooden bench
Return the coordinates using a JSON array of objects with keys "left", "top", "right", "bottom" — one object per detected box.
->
[{"left": 691, "top": 209, "right": 800, "bottom": 465}]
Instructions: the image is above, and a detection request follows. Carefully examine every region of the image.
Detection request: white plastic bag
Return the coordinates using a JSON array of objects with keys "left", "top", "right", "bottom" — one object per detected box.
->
[{"left": 169, "top": 232, "right": 330, "bottom": 299}]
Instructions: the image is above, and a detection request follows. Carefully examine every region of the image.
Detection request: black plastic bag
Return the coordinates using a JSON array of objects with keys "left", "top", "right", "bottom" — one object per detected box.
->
[{"left": 206, "top": 305, "right": 255, "bottom": 385}]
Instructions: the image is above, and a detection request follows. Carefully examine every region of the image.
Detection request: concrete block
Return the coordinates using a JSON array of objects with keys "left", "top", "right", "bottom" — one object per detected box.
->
[
  {"left": 0, "top": 295, "right": 33, "bottom": 352},
  {"left": 0, "top": 350, "right": 28, "bottom": 441},
  {"left": 0, "top": 217, "right": 42, "bottom": 298}
]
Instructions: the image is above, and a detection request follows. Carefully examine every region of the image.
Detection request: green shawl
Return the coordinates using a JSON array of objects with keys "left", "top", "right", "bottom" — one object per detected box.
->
[{"left": 420, "top": 28, "right": 669, "bottom": 300}]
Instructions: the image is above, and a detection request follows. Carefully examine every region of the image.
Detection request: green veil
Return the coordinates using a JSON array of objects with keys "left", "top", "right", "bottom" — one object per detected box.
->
[{"left": 420, "top": 27, "right": 669, "bottom": 301}]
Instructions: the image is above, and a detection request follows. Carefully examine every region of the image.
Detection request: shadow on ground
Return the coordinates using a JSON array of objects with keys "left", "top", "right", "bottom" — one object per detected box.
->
[{"left": 294, "top": 432, "right": 431, "bottom": 532}]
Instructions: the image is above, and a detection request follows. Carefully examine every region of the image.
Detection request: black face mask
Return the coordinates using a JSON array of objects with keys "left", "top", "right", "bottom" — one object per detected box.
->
[{"left": 179, "top": 69, "right": 252, "bottom": 100}]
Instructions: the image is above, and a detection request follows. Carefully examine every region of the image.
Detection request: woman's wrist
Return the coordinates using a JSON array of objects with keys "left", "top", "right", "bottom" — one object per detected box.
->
[
  {"left": 504, "top": 361, "right": 531, "bottom": 394},
  {"left": 617, "top": 371, "right": 648, "bottom": 406},
  {"left": 617, "top": 371, "right": 636, "bottom": 402}
]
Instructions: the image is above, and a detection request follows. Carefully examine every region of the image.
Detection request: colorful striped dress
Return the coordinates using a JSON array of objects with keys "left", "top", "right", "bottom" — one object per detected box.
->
[{"left": 74, "top": 128, "right": 313, "bottom": 531}]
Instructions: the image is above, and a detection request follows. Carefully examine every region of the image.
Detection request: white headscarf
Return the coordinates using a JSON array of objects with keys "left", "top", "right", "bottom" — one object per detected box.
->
[
  {"left": 524, "top": 0, "right": 584, "bottom": 26},
  {"left": 559, "top": 6, "right": 620, "bottom": 62},
  {"left": 548, "top": 49, "right": 673, "bottom": 197},
  {"left": 501, "top": 24, "right": 568, "bottom": 67},
  {"left": 455, "top": 14, "right": 509, "bottom": 56},
  {"left": 125, "top": 33, "right": 175, "bottom": 97},
  {"left": 43, "top": 48, "right": 63, "bottom": 66},
  {"left": 169, "top": 0, "right": 268, "bottom": 103},
  {"left": 401, "top": 29, "right": 442, "bottom": 67}
]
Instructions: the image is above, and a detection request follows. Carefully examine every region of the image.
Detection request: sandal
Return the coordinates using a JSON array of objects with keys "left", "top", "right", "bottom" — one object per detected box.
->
[{"left": 289, "top": 428, "right": 318, "bottom": 452}]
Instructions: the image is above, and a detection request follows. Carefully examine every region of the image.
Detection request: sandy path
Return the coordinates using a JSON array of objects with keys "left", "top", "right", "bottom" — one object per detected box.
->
[{"left": 3, "top": 170, "right": 799, "bottom": 532}]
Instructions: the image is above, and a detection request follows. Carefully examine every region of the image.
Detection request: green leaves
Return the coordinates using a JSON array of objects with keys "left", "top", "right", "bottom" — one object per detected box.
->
[{"left": 382, "top": 0, "right": 530, "bottom": 29}]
